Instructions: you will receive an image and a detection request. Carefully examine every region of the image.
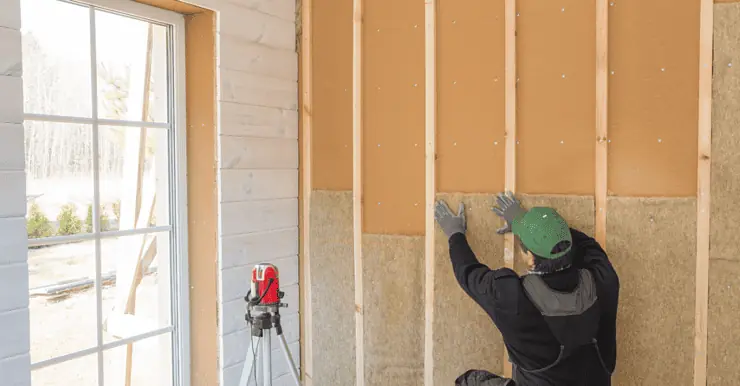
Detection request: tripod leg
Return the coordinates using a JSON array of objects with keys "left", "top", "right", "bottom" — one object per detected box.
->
[
  {"left": 263, "top": 330, "right": 272, "bottom": 386},
  {"left": 278, "top": 332, "right": 301, "bottom": 385},
  {"left": 239, "top": 337, "right": 260, "bottom": 386}
]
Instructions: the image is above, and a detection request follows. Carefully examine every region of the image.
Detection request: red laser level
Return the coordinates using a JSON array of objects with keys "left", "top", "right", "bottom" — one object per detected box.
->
[{"left": 250, "top": 263, "right": 281, "bottom": 305}]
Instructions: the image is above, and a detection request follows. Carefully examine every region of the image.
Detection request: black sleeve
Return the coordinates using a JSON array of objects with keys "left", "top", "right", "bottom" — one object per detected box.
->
[
  {"left": 570, "top": 228, "right": 619, "bottom": 290},
  {"left": 448, "top": 233, "right": 518, "bottom": 307}
]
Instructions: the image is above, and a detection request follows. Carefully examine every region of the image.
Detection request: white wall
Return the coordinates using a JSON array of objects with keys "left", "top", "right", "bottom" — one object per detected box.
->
[
  {"left": 207, "top": 1, "right": 300, "bottom": 384},
  {"left": 0, "top": 0, "right": 31, "bottom": 385},
  {"left": 0, "top": 0, "right": 299, "bottom": 385}
]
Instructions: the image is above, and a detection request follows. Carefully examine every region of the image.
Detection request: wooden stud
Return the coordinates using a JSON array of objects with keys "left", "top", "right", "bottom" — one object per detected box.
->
[
  {"left": 423, "top": 1, "right": 436, "bottom": 386},
  {"left": 503, "top": 0, "right": 516, "bottom": 378},
  {"left": 694, "top": 0, "right": 712, "bottom": 385},
  {"left": 595, "top": 0, "right": 608, "bottom": 247},
  {"left": 352, "top": 0, "right": 364, "bottom": 384},
  {"left": 299, "top": 0, "right": 314, "bottom": 383}
]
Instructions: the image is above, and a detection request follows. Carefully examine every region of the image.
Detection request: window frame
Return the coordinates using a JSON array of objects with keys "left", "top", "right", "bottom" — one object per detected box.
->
[{"left": 22, "top": 0, "right": 190, "bottom": 385}]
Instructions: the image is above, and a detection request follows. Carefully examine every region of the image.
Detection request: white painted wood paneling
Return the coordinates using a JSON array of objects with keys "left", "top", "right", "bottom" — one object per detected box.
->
[
  {"left": 0, "top": 218, "right": 27, "bottom": 265},
  {"left": 218, "top": 4, "right": 294, "bottom": 51},
  {"left": 219, "top": 0, "right": 295, "bottom": 22},
  {"left": 219, "top": 69, "right": 297, "bottom": 111},
  {"left": 0, "top": 171, "right": 26, "bottom": 218},
  {"left": 220, "top": 227, "right": 299, "bottom": 269},
  {"left": 220, "top": 169, "right": 298, "bottom": 203},
  {"left": 0, "top": 123, "right": 24, "bottom": 171},
  {"left": 220, "top": 198, "right": 297, "bottom": 236},
  {"left": 0, "top": 308, "right": 29, "bottom": 360},
  {"left": 0, "top": 27, "right": 22, "bottom": 76},
  {"left": 220, "top": 102, "right": 298, "bottom": 139},
  {"left": 219, "top": 36, "right": 297, "bottom": 81},
  {"left": 0, "top": 354, "right": 31, "bottom": 386},
  {"left": 0, "top": 76, "right": 23, "bottom": 123},
  {"left": 0, "top": 0, "right": 21, "bottom": 30},
  {"left": 0, "top": 263, "right": 29, "bottom": 312},
  {"left": 220, "top": 136, "right": 298, "bottom": 170}
]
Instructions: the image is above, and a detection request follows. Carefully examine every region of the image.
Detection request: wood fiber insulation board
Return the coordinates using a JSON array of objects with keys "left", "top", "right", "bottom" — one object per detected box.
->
[
  {"left": 311, "top": 0, "right": 353, "bottom": 190},
  {"left": 436, "top": 0, "right": 506, "bottom": 194},
  {"left": 607, "top": 0, "right": 699, "bottom": 197},
  {"left": 363, "top": 0, "right": 425, "bottom": 235},
  {"left": 433, "top": 194, "right": 505, "bottom": 384},
  {"left": 362, "top": 234, "right": 424, "bottom": 386},
  {"left": 515, "top": 0, "right": 595, "bottom": 195},
  {"left": 309, "top": 191, "right": 356, "bottom": 385},
  {"left": 709, "top": 5, "right": 740, "bottom": 382},
  {"left": 707, "top": 260, "right": 740, "bottom": 385},
  {"left": 514, "top": 194, "right": 595, "bottom": 274},
  {"left": 607, "top": 197, "right": 696, "bottom": 385},
  {"left": 183, "top": 11, "right": 218, "bottom": 386}
]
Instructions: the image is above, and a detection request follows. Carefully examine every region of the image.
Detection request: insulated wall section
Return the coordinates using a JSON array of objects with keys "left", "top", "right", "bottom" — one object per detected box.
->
[
  {"left": 363, "top": 0, "right": 425, "bottom": 235},
  {"left": 608, "top": 0, "right": 699, "bottom": 196}
]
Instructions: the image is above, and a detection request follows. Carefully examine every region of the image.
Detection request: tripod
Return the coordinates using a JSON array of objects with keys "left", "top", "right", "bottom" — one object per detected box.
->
[{"left": 238, "top": 303, "right": 301, "bottom": 386}]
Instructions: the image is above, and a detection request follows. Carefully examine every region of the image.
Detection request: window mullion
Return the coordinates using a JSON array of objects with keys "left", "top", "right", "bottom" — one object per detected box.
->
[{"left": 87, "top": 6, "right": 105, "bottom": 386}]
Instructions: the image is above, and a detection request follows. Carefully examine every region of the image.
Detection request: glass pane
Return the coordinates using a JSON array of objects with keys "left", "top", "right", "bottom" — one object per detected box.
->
[
  {"left": 99, "top": 126, "right": 170, "bottom": 232},
  {"left": 101, "top": 232, "right": 172, "bottom": 344},
  {"left": 96, "top": 10, "right": 169, "bottom": 123},
  {"left": 21, "top": 0, "right": 92, "bottom": 117},
  {"left": 32, "top": 352, "right": 98, "bottom": 386},
  {"left": 25, "top": 121, "right": 94, "bottom": 237},
  {"left": 28, "top": 241, "right": 97, "bottom": 363},
  {"left": 104, "top": 333, "right": 173, "bottom": 386}
]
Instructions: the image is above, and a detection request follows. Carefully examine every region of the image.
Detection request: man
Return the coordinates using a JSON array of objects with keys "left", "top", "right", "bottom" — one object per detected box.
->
[{"left": 434, "top": 192, "right": 619, "bottom": 386}]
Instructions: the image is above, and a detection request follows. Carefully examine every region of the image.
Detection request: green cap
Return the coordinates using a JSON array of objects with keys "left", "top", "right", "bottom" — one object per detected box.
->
[{"left": 512, "top": 207, "right": 572, "bottom": 259}]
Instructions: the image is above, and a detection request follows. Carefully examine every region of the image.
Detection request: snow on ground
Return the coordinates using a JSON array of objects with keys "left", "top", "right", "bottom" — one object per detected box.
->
[{"left": 29, "top": 240, "right": 169, "bottom": 385}]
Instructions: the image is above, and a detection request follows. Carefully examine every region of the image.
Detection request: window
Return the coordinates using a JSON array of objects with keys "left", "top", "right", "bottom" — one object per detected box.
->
[{"left": 21, "top": 0, "right": 189, "bottom": 385}]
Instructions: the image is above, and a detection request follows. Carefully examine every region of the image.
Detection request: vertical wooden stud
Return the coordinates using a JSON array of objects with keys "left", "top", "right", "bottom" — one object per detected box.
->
[
  {"left": 423, "top": 1, "right": 436, "bottom": 386},
  {"left": 299, "top": 0, "right": 314, "bottom": 383},
  {"left": 503, "top": 0, "right": 516, "bottom": 378},
  {"left": 595, "top": 0, "right": 608, "bottom": 248},
  {"left": 352, "top": 0, "right": 364, "bottom": 384},
  {"left": 694, "top": 0, "right": 713, "bottom": 385}
]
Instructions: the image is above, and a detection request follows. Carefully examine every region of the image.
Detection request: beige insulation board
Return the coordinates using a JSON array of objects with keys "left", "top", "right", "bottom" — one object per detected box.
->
[
  {"left": 363, "top": 234, "right": 425, "bottom": 386},
  {"left": 433, "top": 194, "right": 505, "bottom": 384},
  {"left": 709, "top": 3, "right": 740, "bottom": 383},
  {"left": 309, "top": 191, "right": 356, "bottom": 385},
  {"left": 607, "top": 197, "right": 696, "bottom": 386}
]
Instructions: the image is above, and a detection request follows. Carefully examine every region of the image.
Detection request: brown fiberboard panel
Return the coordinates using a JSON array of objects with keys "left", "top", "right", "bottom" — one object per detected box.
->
[
  {"left": 515, "top": 194, "right": 595, "bottom": 274},
  {"left": 309, "top": 191, "right": 356, "bottom": 385},
  {"left": 311, "top": 0, "right": 353, "bottom": 190},
  {"left": 363, "top": 234, "right": 424, "bottom": 386},
  {"left": 516, "top": 0, "right": 595, "bottom": 195},
  {"left": 607, "top": 197, "right": 696, "bottom": 385},
  {"left": 436, "top": 0, "right": 506, "bottom": 194},
  {"left": 363, "top": 0, "right": 425, "bottom": 235},
  {"left": 433, "top": 194, "right": 505, "bottom": 384},
  {"left": 707, "top": 260, "right": 740, "bottom": 385},
  {"left": 608, "top": 0, "right": 699, "bottom": 197},
  {"left": 711, "top": 2, "right": 740, "bottom": 261}
]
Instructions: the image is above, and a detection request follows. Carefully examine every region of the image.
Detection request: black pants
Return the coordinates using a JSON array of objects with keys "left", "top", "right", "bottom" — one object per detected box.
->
[{"left": 455, "top": 370, "right": 515, "bottom": 386}]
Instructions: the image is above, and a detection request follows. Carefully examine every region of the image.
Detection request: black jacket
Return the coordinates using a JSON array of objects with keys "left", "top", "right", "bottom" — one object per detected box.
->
[{"left": 449, "top": 228, "right": 619, "bottom": 385}]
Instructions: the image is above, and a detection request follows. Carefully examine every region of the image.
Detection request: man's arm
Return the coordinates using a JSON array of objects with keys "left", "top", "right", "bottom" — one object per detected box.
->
[
  {"left": 448, "top": 232, "right": 516, "bottom": 306},
  {"left": 570, "top": 228, "right": 619, "bottom": 288}
]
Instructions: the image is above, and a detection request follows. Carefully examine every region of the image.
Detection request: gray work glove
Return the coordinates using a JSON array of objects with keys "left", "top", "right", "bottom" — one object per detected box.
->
[
  {"left": 434, "top": 200, "right": 466, "bottom": 238},
  {"left": 492, "top": 191, "right": 527, "bottom": 234}
]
